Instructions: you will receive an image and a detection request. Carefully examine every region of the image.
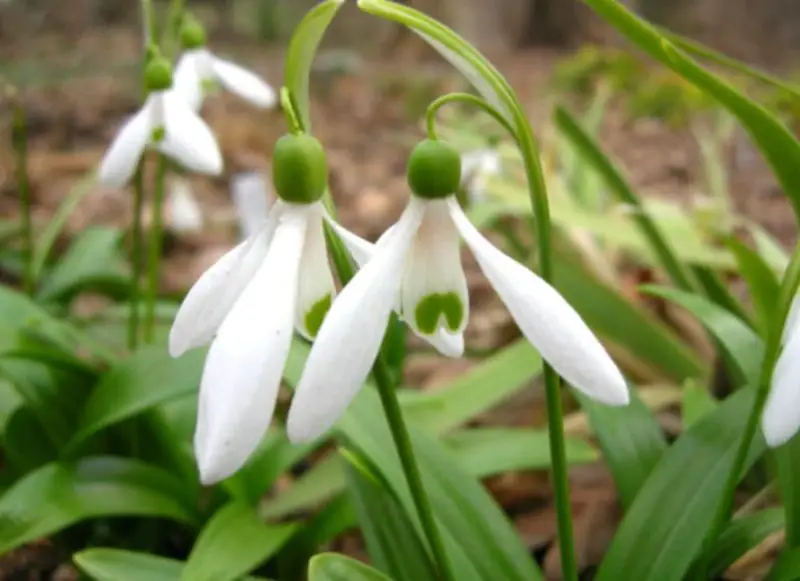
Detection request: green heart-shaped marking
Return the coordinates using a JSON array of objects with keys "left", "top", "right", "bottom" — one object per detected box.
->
[
  {"left": 414, "top": 292, "right": 464, "bottom": 334},
  {"left": 304, "top": 293, "right": 333, "bottom": 338}
]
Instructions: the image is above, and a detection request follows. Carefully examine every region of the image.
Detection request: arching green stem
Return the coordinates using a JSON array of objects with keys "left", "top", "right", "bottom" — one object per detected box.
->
[
  {"left": 425, "top": 93, "right": 516, "bottom": 141},
  {"left": 281, "top": 87, "right": 305, "bottom": 135}
]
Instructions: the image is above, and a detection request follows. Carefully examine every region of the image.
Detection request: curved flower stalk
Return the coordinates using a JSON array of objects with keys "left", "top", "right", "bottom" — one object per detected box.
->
[
  {"left": 173, "top": 16, "right": 277, "bottom": 112},
  {"left": 763, "top": 295, "right": 800, "bottom": 446},
  {"left": 288, "top": 139, "right": 629, "bottom": 444},
  {"left": 98, "top": 56, "right": 222, "bottom": 188}
]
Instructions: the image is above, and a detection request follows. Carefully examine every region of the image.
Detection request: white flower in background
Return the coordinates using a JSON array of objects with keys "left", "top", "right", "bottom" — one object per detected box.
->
[
  {"left": 460, "top": 148, "right": 501, "bottom": 203},
  {"left": 98, "top": 57, "right": 222, "bottom": 188},
  {"left": 230, "top": 172, "right": 273, "bottom": 240},
  {"left": 167, "top": 178, "right": 204, "bottom": 234},
  {"left": 173, "top": 17, "right": 277, "bottom": 112},
  {"left": 763, "top": 296, "right": 800, "bottom": 447},
  {"left": 287, "top": 139, "right": 629, "bottom": 443}
]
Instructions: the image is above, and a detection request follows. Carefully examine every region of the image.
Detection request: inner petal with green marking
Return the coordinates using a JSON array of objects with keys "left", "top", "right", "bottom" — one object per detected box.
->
[
  {"left": 151, "top": 126, "right": 166, "bottom": 143},
  {"left": 414, "top": 292, "right": 465, "bottom": 335},
  {"left": 303, "top": 293, "right": 333, "bottom": 338}
]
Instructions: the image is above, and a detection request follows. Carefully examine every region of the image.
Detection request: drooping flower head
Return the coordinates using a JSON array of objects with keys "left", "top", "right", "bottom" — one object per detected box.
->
[
  {"left": 287, "top": 138, "right": 629, "bottom": 443},
  {"left": 173, "top": 15, "right": 277, "bottom": 112},
  {"left": 98, "top": 54, "right": 223, "bottom": 187},
  {"left": 763, "top": 295, "right": 800, "bottom": 447}
]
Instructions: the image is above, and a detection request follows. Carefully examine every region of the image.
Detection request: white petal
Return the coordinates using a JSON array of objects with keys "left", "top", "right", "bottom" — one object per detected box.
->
[
  {"left": 763, "top": 330, "right": 800, "bottom": 446},
  {"left": 97, "top": 105, "right": 151, "bottom": 187},
  {"left": 295, "top": 205, "right": 336, "bottom": 340},
  {"left": 287, "top": 200, "right": 425, "bottom": 443},
  {"left": 168, "top": 202, "right": 284, "bottom": 357},
  {"left": 401, "top": 199, "right": 469, "bottom": 337},
  {"left": 194, "top": 207, "right": 307, "bottom": 484},
  {"left": 173, "top": 52, "right": 204, "bottom": 112},
  {"left": 324, "top": 213, "right": 464, "bottom": 358},
  {"left": 782, "top": 295, "right": 800, "bottom": 347},
  {"left": 167, "top": 178, "right": 204, "bottom": 233},
  {"left": 160, "top": 92, "right": 223, "bottom": 175},
  {"left": 211, "top": 56, "right": 277, "bottom": 108},
  {"left": 231, "top": 171, "right": 272, "bottom": 240},
  {"left": 448, "top": 199, "right": 628, "bottom": 405}
]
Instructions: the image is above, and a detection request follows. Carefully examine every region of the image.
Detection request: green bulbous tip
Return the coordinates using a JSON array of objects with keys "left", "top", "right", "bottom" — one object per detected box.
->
[
  {"left": 144, "top": 57, "right": 173, "bottom": 92},
  {"left": 180, "top": 16, "right": 207, "bottom": 49},
  {"left": 272, "top": 134, "right": 328, "bottom": 204},
  {"left": 407, "top": 139, "right": 461, "bottom": 200}
]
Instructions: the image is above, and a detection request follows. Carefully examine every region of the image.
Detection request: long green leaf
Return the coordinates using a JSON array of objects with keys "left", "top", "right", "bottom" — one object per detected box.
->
[
  {"left": 0, "top": 457, "right": 198, "bottom": 555},
  {"left": 181, "top": 502, "right": 297, "bottom": 581},
  {"left": 581, "top": 0, "right": 800, "bottom": 219},
  {"left": 595, "top": 389, "right": 765, "bottom": 581},
  {"left": 768, "top": 548, "right": 800, "bottom": 581},
  {"left": 69, "top": 346, "right": 206, "bottom": 449},
  {"left": 708, "top": 508, "right": 784, "bottom": 579},
  {"left": 283, "top": 0, "right": 345, "bottom": 131},
  {"left": 728, "top": 237, "right": 781, "bottom": 333},
  {"left": 577, "top": 389, "right": 667, "bottom": 509},
  {"left": 309, "top": 554, "right": 393, "bottom": 581}
]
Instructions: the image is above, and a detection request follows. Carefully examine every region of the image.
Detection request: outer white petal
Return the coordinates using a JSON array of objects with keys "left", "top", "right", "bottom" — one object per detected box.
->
[
  {"left": 160, "top": 92, "right": 223, "bottom": 175},
  {"left": 287, "top": 200, "right": 425, "bottom": 443},
  {"left": 194, "top": 206, "right": 307, "bottom": 484},
  {"left": 211, "top": 56, "right": 277, "bottom": 108},
  {"left": 322, "top": 214, "right": 463, "bottom": 358},
  {"left": 448, "top": 199, "right": 628, "bottom": 405},
  {"left": 764, "top": 325, "right": 800, "bottom": 446},
  {"left": 168, "top": 202, "right": 284, "bottom": 357},
  {"left": 295, "top": 204, "right": 336, "bottom": 340},
  {"left": 173, "top": 52, "right": 204, "bottom": 112},
  {"left": 401, "top": 199, "right": 469, "bottom": 338},
  {"left": 97, "top": 105, "right": 152, "bottom": 187}
]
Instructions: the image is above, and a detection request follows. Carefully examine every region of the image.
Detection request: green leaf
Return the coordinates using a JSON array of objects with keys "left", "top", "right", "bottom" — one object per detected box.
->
[
  {"left": 750, "top": 224, "right": 789, "bottom": 272},
  {"left": 641, "top": 285, "right": 763, "bottom": 385},
  {"left": 577, "top": 390, "right": 667, "bottom": 509},
  {"left": 776, "top": 440, "right": 800, "bottom": 547},
  {"left": 681, "top": 383, "right": 718, "bottom": 429},
  {"left": 309, "top": 553, "right": 393, "bottom": 581},
  {"left": 181, "top": 502, "right": 297, "bottom": 581},
  {"left": 284, "top": 0, "right": 345, "bottom": 131},
  {"left": 728, "top": 237, "right": 781, "bottom": 333},
  {"left": 344, "top": 453, "right": 437, "bottom": 581},
  {"left": 74, "top": 548, "right": 274, "bottom": 581},
  {"left": 69, "top": 346, "right": 206, "bottom": 449},
  {"left": 595, "top": 389, "right": 765, "bottom": 581},
  {"left": 260, "top": 454, "right": 343, "bottom": 521},
  {"left": 768, "top": 548, "right": 800, "bottom": 581},
  {"left": 445, "top": 428, "right": 597, "bottom": 475},
  {"left": 581, "top": 0, "right": 800, "bottom": 219},
  {"left": 0, "top": 457, "right": 198, "bottom": 555},
  {"left": 554, "top": 105, "right": 697, "bottom": 292},
  {"left": 690, "top": 265, "right": 753, "bottom": 326},
  {"left": 37, "top": 226, "right": 128, "bottom": 303},
  {"left": 2, "top": 406, "right": 58, "bottom": 476},
  {"left": 708, "top": 508, "right": 784, "bottom": 579}
]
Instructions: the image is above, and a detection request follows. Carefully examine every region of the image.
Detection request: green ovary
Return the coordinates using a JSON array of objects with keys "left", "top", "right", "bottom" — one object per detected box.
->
[
  {"left": 414, "top": 292, "right": 464, "bottom": 334},
  {"left": 304, "top": 294, "right": 333, "bottom": 338}
]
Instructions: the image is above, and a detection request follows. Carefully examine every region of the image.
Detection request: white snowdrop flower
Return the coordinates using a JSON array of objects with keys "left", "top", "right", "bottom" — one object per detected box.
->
[
  {"left": 763, "top": 295, "right": 800, "bottom": 447},
  {"left": 98, "top": 57, "right": 222, "bottom": 188},
  {"left": 460, "top": 148, "right": 501, "bottom": 203},
  {"left": 173, "top": 17, "right": 277, "bottom": 112},
  {"left": 167, "top": 178, "right": 204, "bottom": 234},
  {"left": 230, "top": 171, "right": 273, "bottom": 240},
  {"left": 287, "top": 139, "right": 629, "bottom": 444}
]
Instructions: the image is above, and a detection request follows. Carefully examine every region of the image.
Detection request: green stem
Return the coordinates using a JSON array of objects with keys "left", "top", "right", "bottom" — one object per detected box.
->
[
  {"left": 164, "top": 0, "right": 188, "bottom": 59},
  {"left": 129, "top": 165, "right": 146, "bottom": 351},
  {"left": 140, "top": 0, "right": 158, "bottom": 46},
  {"left": 426, "top": 92, "right": 578, "bottom": 581},
  {"left": 144, "top": 155, "right": 167, "bottom": 343},
  {"left": 698, "top": 242, "right": 800, "bottom": 577},
  {"left": 11, "top": 98, "right": 33, "bottom": 296}
]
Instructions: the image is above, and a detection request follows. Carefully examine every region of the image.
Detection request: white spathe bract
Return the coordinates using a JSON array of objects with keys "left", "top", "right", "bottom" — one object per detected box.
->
[
  {"left": 174, "top": 48, "right": 277, "bottom": 112},
  {"left": 763, "top": 295, "right": 800, "bottom": 447},
  {"left": 98, "top": 90, "right": 222, "bottom": 188},
  {"left": 288, "top": 195, "right": 629, "bottom": 444},
  {"left": 170, "top": 200, "right": 341, "bottom": 484}
]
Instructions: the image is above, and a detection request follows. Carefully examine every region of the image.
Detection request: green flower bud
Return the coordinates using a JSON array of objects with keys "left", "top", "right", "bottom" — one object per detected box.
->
[
  {"left": 144, "top": 56, "right": 173, "bottom": 92},
  {"left": 272, "top": 134, "right": 328, "bottom": 204},
  {"left": 407, "top": 139, "right": 461, "bottom": 200},
  {"left": 180, "top": 16, "right": 207, "bottom": 50}
]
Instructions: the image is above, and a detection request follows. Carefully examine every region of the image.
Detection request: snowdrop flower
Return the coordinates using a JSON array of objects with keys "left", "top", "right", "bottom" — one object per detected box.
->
[
  {"left": 460, "top": 148, "right": 501, "bottom": 204},
  {"left": 167, "top": 178, "right": 204, "bottom": 234},
  {"left": 287, "top": 139, "right": 629, "bottom": 443},
  {"left": 98, "top": 56, "right": 222, "bottom": 188},
  {"left": 763, "top": 296, "right": 800, "bottom": 447},
  {"left": 173, "top": 17, "right": 277, "bottom": 112},
  {"left": 230, "top": 171, "right": 273, "bottom": 239}
]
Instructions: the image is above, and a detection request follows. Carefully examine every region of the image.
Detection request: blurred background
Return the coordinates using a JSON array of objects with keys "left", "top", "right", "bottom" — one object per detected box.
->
[{"left": 2, "top": 0, "right": 800, "bottom": 579}]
